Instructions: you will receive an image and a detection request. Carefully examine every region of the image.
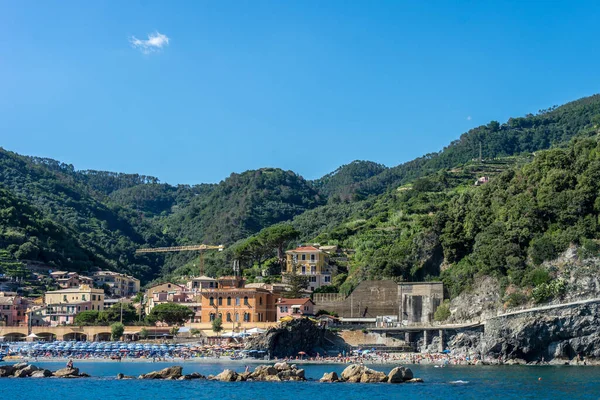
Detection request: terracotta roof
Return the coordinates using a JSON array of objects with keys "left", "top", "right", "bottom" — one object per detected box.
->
[
  {"left": 276, "top": 298, "right": 314, "bottom": 306},
  {"left": 289, "top": 246, "right": 320, "bottom": 252}
]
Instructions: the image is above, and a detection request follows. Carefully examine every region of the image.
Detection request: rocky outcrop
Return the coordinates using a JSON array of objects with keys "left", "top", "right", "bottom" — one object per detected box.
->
[
  {"left": 138, "top": 366, "right": 183, "bottom": 380},
  {"left": 0, "top": 364, "right": 89, "bottom": 379},
  {"left": 387, "top": 366, "right": 413, "bottom": 383},
  {"left": 338, "top": 364, "right": 419, "bottom": 384},
  {"left": 319, "top": 372, "right": 339, "bottom": 382},
  {"left": 245, "top": 318, "right": 349, "bottom": 357}
]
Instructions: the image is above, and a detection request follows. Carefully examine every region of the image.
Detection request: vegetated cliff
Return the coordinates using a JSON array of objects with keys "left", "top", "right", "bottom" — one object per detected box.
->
[{"left": 245, "top": 318, "right": 349, "bottom": 358}]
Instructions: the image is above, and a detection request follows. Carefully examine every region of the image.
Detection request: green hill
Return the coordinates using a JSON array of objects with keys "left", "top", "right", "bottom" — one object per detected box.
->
[{"left": 1, "top": 93, "right": 600, "bottom": 291}]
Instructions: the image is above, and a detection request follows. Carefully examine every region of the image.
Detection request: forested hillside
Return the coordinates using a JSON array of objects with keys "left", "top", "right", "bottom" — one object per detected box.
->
[{"left": 1, "top": 94, "right": 600, "bottom": 292}]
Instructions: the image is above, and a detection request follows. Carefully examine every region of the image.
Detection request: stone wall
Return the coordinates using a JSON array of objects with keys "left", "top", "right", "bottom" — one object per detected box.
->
[{"left": 314, "top": 280, "right": 399, "bottom": 318}]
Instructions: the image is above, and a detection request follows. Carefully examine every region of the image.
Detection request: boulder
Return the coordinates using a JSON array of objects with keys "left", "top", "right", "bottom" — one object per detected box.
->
[
  {"left": 319, "top": 372, "right": 339, "bottom": 382},
  {"left": 406, "top": 378, "right": 424, "bottom": 383},
  {"left": 278, "top": 369, "right": 305, "bottom": 381},
  {"left": 13, "top": 364, "right": 39, "bottom": 378},
  {"left": 54, "top": 367, "right": 80, "bottom": 378},
  {"left": 31, "top": 370, "right": 53, "bottom": 378},
  {"left": 251, "top": 365, "right": 279, "bottom": 380},
  {"left": 215, "top": 369, "right": 238, "bottom": 382},
  {"left": 387, "top": 366, "right": 414, "bottom": 383},
  {"left": 0, "top": 365, "right": 15, "bottom": 377},
  {"left": 116, "top": 373, "right": 135, "bottom": 380},
  {"left": 139, "top": 366, "right": 183, "bottom": 380},
  {"left": 340, "top": 364, "right": 365, "bottom": 381},
  {"left": 12, "top": 363, "right": 28, "bottom": 370},
  {"left": 186, "top": 372, "right": 205, "bottom": 380},
  {"left": 360, "top": 369, "right": 388, "bottom": 383},
  {"left": 263, "top": 375, "right": 281, "bottom": 382},
  {"left": 274, "top": 362, "right": 290, "bottom": 371}
]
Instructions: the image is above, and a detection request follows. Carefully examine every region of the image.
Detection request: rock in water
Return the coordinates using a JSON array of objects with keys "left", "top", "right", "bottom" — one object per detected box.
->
[
  {"left": 341, "top": 364, "right": 365, "bottom": 381},
  {"left": 54, "top": 367, "right": 80, "bottom": 378},
  {"left": 360, "top": 368, "right": 387, "bottom": 383},
  {"left": 320, "top": 372, "right": 339, "bottom": 382},
  {"left": 245, "top": 318, "right": 349, "bottom": 358},
  {"left": 138, "top": 366, "right": 183, "bottom": 380},
  {"left": 215, "top": 369, "right": 239, "bottom": 382},
  {"left": 30, "top": 370, "right": 52, "bottom": 378},
  {"left": 387, "top": 366, "right": 414, "bottom": 383},
  {"left": 0, "top": 365, "right": 15, "bottom": 377}
]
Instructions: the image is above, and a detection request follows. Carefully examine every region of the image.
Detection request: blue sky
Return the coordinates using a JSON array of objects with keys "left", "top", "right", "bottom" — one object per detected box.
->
[{"left": 1, "top": 1, "right": 599, "bottom": 184}]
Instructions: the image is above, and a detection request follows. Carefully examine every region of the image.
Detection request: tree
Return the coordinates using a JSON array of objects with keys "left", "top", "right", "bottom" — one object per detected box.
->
[
  {"left": 146, "top": 303, "right": 194, "bottom": 326},
  {"left": 73, "top": 311, "right": 100, "bottom": 326},
  {"left": 284, "top": 261, "right": 309, "bottom": 298},
  {"left": 190, "top": 328, "right": 201, "bottom": 337},
  {"left": 111, "top": 322, "right": 124, "bottom": 341},
  {"left": 212, "top": 317, "right": 223, "bottom": 336},
  {"left": 434, "top": 300, "right": 451, "bottom": 322},
  {"left": 170, "top": 326, "right": 180, "bottom": 337},
  {"left": 139, "top": 328, "right": 149, "bottom": 340}
]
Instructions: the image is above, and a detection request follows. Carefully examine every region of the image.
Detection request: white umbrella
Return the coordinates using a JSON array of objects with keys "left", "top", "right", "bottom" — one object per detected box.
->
[
  {"left": 247, "top": 328, "right": 265, "bottom": 334},
  {"left": 27, "top": 333, "right": 40, "bottom": 338}
]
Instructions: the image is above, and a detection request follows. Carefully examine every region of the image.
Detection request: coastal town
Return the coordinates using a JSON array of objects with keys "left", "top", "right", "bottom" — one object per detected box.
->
[{"left": 0, "top": 244, "right": 449, "bottom": 357}]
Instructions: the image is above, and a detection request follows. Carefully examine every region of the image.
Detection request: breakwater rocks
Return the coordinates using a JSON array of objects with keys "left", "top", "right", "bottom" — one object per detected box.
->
[
  {"left": 245, "top": 318, "right": 349, "bottom": 358},
  {"left": 122, "top": 363, "right": 422, "bottom": 384},
  {"left": 0, "top": 363, "right": 89, "bottom": 378}
]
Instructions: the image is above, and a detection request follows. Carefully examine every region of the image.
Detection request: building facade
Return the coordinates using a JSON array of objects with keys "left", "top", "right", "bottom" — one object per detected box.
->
[
  {"left": 276, "top": 298, "right": 315, "bottom": 320},
  {"left": 93, "top": 271, "right": 140, "bottom": 298},
  {"left": 198, "top": 276, "right": 276, "bottom": 326},
  {"left": 284, "top": 246, "right": 337, "bottom": 292},
  {"left": 42, "top": 285, "right": 105, "bottom": 326},
  {"left": 0, "top": 293, "right": 27, "bottom": 326}
]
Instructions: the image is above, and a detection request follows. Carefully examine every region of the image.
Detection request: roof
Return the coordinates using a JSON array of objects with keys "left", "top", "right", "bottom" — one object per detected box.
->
[
  {"left": 287, "top": 246, "right": 320, "bottom": 253},
  {"left": 277, "top": 298, "right": 314, "bottom": 306},
  {"left": 45, "top": 286, "right": 103, "bottom": 294},
  {"left": 0, "top": 297, "right": 16, "bottom": 305},
  {"left": 189, "top": 275, "right": 216, "bottom": 281}
]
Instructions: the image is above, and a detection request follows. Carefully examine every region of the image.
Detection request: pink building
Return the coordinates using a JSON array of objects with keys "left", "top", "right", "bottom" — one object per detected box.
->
[
  {"left": 0, "top": 293, "right": 27, "bottom": 326},
  {"left": 276, "top": 298, "right": 315, "bottom": 320}
]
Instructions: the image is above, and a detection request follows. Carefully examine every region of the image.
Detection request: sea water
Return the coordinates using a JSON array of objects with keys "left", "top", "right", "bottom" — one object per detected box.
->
[{"left": 0, "top": 361, "right": 598, "bottom": 400}]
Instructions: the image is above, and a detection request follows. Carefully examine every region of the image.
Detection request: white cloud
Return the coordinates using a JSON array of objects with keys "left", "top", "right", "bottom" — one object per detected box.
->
[
  {"left": 466, "top": 116, "right": 472, "bottom": 121},
  {"left": 130, "top": 31, "right": 170, "bottom": 54}
]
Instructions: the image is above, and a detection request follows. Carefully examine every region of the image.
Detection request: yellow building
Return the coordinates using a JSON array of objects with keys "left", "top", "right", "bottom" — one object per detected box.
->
[
  {"left": 284, "top": 245, "right": 336, "bottom": 292},
  {"left": 93, "top": 271, "right": 141, "bottom": 297},
  {"left": 44, "top": 285, "right": 105, "bottom": 311}
]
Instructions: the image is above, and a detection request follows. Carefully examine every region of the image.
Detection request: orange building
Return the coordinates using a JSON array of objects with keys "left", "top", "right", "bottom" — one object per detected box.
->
[{"left": 199, "top": 276, "right": 276, "bottom": 327}]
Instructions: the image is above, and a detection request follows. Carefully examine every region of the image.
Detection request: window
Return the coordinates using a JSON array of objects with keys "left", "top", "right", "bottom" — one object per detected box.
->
[
  {"left": 301, "top": 254, "right": 306, "bottom": 261},
  {"left": 218, "top": 297, "right": 223, "bottom": 306},
  {"left": 210, "top": 313, "right": 216, "bottom": 321},
  {"left": 243, "top": 296, "right": 249, "bottom": 305},
  {"left": 92, "top": 295, "right": 96, "bottom": 301},
  {"left": 301, "top": 266, "right": 306, "bottom": 274},
  {"left": 63, "top": 295, "right": 67, "bottom": 302},
  {"left": 259, "top": 297, "right": 263, "bottom": 306},
  {"left": 235, "top": 297, "right": 240, "bottom": 306},
  {"left": 324, "top": 276, "right": 331, "bottom": 283},
  {"left": 226, "top": 313, "right": 232, "bottom": 322},
  {"left": 209, "top": 297, "right": 214, "bottom": 306},
  {"left": 311, "top": 266, "right": 316, "bottom": 274},
  {"left": 227, "top": 297, "right": 232, "bottom": 306},
  {"left": 244, "top": 312, "right": 250, "bottom": 322},
  {"left": 280, "top": 307, "right": 285, "bottom": 313},
  {"left": 310, "top": 276, "right": 317, "bottom": 283},
  {"left": 235, "top": 313, "right": 239, "bottom": 322},
  {"left": 92, "top": 305, "right": 94, "bottom": 310},
  {"left": 310, "top": 254, "right": 315, "bottom": 261}
]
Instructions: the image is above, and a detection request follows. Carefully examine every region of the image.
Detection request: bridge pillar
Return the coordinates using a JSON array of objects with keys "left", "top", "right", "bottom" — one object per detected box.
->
[
  {"left": 404, "top": 331, "right": 411, "bottom": 343},
  {"left": 423, "top": 330, "right": 428, "bottom": 350},
  {"left": 439, "top": 329, "right": 444, "bottom": 352}
]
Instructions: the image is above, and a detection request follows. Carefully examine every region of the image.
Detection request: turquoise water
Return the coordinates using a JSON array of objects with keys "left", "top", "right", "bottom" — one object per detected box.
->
[{"left": 0, "top": 361, "right": 598, "bottom": 399}]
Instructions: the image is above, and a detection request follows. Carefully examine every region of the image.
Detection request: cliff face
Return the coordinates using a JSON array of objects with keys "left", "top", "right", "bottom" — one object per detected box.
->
[
  {"left": 245, "top": 318, "right": 349, "bottom": 358},
  {"left": 444, "top": 301, "right": 600, "bottom": 363},
  {"left": 481, "top": 302, "right": 600, "bottom": 362}
]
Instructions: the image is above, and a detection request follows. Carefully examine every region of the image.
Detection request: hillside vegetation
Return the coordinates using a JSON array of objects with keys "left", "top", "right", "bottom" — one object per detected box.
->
[{"left": 1, "top": 94, "right": 600, "bottom": 295}]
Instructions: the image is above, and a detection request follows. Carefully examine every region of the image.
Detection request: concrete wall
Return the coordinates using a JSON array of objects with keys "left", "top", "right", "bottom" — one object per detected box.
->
[{"left": 314, "top": 280, "right": 399, "bottom": 318}]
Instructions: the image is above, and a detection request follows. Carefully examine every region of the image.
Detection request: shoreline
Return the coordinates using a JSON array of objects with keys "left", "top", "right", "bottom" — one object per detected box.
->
[{"left": 6, "top": 355, "right": 600, "bottom": 367}]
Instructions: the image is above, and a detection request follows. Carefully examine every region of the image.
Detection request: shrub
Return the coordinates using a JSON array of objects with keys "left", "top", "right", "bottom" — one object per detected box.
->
[
  {"left": 532, "top": 278, "right": 567, "bottom": 304},
  {"left": 505, "top": 292, "right": 528, "bottom": 308},
  {"left": 434, "top": 300, "right": 451, "bottom": 322}
]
